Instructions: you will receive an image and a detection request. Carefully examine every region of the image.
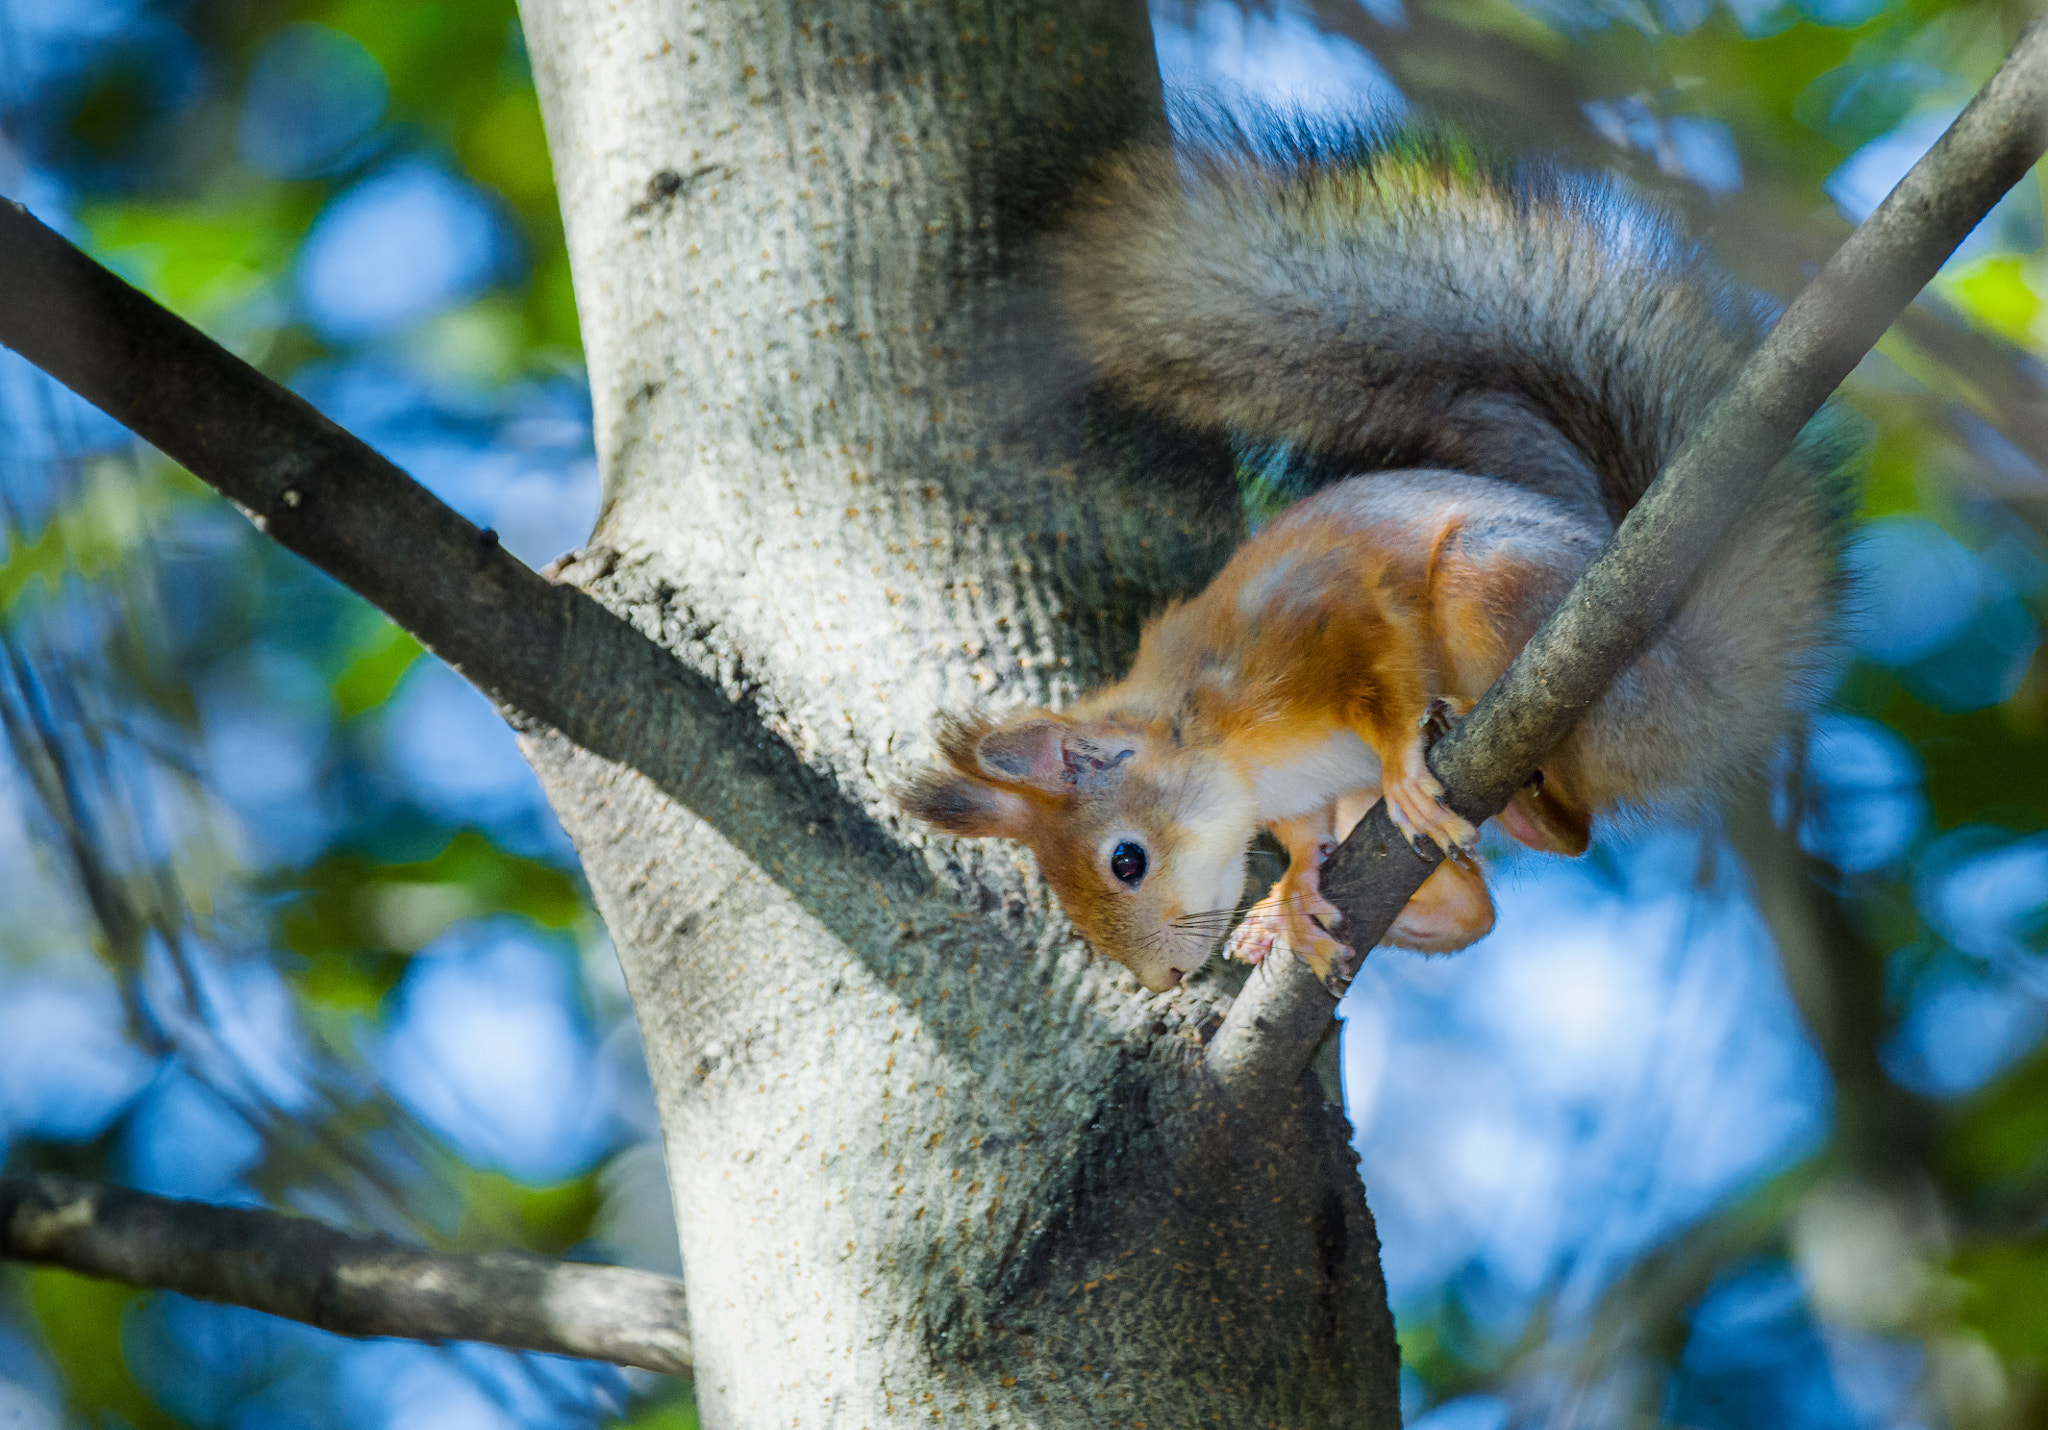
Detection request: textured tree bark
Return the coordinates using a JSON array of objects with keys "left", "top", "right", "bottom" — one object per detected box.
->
[{"left": 513, "top": 0, "right": 1402, "bottom": 1424}]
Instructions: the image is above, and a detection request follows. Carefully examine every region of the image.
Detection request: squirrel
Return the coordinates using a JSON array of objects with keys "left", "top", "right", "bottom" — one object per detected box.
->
[{"left": 904, "top": 121, "right": 1852, "bottom": 995}]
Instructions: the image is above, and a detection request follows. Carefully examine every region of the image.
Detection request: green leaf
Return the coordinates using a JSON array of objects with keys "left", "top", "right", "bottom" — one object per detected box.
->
[
  {"left": 1940, "top": 254, "right": 2046, "bottom": 349},
  {"left": 1844, "top": 670, "right": 2048, "bottom": 834},
  {"left": 26, "top": 1270, "right": 184, "bottom": 1430},
  {"left": 450, "top": 1165, "right": 604, "bottom": 1255},
  {"left": 275, "top": 830, "right": 588, "bottom": 1015},
  {"left": 1953, "top": 1241, "right": 2048, "bottom": 1362},
  {"left": 83, "top": 189, "right": 320, "bottom": 332},
  {"left": 331, "top": 620, "right": 424, "bottom": 720},
  {"left": 0, "top": 459, "right": 166, "bottom": 616},
  {"left": 615, "top": 1390, "right": 701, "bottom": 1430},
  {"left": 459, "top": 88, "right": 557, "bottom": 206},
  {"left": 1946, "top": 1040, "right": 2048, "bottom": 1197},
  {"left": 527, "top": 246, "right": 584, "bottom": 356}
]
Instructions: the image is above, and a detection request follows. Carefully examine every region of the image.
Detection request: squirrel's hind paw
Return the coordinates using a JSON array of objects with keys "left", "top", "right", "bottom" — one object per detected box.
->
[{"left": 1303, "top": 935, "right": 1359, "bottom": 995}]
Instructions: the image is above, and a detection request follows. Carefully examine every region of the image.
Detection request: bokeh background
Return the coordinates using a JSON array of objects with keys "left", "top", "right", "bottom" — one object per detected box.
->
[{"left": 0, "top": 1, "right": 2044, "bottom": 1426}]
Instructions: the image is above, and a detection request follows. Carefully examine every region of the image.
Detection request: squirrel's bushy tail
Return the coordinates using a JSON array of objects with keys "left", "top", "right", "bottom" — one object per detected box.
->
[{"left": 1054, "top": 118, "right": 1855, "bottom": 808}]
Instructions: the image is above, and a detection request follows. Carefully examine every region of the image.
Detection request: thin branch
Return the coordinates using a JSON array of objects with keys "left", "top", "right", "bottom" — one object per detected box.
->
[
  {"left": 0, "top": 201, "right": 929, "bottom": 925},
  {"left": 1206, "top": 20, "right": 2048, "bottom": 1101},
  {"left": 1301, "top": 2, "right": 2048, "bottom": 513},
  {"left": 0, "top": 1174, "right": 692, "bottom": 1377}
]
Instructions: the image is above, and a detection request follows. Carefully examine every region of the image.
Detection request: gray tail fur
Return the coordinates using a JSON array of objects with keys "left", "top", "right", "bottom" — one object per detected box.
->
[{"left": 1053, "top": 117, "right": 1856, "bottom": 808}]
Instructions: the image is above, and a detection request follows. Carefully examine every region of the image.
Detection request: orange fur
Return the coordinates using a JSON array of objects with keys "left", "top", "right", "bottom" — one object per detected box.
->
[{"left": 903, "top": 477, "right": 1598, "bottom": 992}]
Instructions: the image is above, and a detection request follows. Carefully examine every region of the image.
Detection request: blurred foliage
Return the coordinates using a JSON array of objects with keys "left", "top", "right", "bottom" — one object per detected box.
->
[
  {"left": 66, "top": 0, "right": 580, "bottom": 365},
  {"left": 330, "top": 619, "right": 422, "bottom": 720},
  {"left": 0, "top": 0, "right": 667, "bottom": 1421},
  {"left": 26, "top": 1271, "right": 184, "bottom": 1430},
  {"left": 1, "top": 0, "right": 2046, "bottom": 1426},
  {"left": 449, "top": 1166, "right": 605, "bottom": 1256},
  {"left": 613, "top": 1394, "right": 702, "bottom": 1430}
]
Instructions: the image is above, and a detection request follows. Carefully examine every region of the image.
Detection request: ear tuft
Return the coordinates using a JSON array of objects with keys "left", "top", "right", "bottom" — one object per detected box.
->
[
  {"left": 932, "top": 711, "right": 998, "bottom": 770},
  {"left": 898, "top": 768, "right": 1029, "bottom": 839}
]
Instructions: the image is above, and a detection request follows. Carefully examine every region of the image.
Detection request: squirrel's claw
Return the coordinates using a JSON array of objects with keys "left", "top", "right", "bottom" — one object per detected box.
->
[
  {"left": 1420, "top": 698, "right": 1465, "bottom": 743},
  {"left": 1317, "top": 943, "right": 1359, "bottom": 996}
]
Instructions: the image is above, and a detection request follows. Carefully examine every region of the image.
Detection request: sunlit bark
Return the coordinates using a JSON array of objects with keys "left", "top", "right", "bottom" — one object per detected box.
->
[{"left": 511, "top": 0, "right": 1401, "bottom": 1422}]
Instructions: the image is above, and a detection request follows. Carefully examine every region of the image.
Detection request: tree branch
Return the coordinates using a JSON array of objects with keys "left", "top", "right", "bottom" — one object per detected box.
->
[
  {"left": 0, "top": 1174, "right": 691, "bottom": 1376},
  {"left": 1300, "top": 3, "right": 2048, "bottom": 516},
  {"left": 0, "top": 200, "right": 930, "bottom": 930},
  {"left": 1206, "top": 20, "right": 2048, "bottom": 1101}
]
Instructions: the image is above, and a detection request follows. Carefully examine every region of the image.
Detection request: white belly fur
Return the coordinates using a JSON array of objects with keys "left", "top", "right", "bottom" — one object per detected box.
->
[{"left": 1251, "top": 731, "right": 1382, "bottom": 822}]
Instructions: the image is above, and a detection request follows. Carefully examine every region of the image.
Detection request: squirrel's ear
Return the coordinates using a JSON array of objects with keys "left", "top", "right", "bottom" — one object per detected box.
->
[
  {"left": 900, "top": 769, "right": 1030, "bottom": 840},
  {"left": 976, "top": 716, "right": 1140, "bottom": 794},
  {"left": 973, "top": 718, "right": 1072, "bottom": 792}
]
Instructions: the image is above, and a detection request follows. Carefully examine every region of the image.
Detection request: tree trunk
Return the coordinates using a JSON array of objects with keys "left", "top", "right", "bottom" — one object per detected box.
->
[{"left": 513, "top": 0, "right": 1403, "bottom": 1424}]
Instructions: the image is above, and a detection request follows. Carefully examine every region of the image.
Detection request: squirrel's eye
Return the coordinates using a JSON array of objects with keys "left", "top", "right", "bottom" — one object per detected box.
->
[{"left": 1110, "top": 841, "right": 1147, "bottom": 886}]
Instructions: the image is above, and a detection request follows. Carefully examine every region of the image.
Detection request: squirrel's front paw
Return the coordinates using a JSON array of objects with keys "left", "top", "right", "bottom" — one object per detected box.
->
[
  {"left": 1226, "top": 876, "right": 1355, "bottom": 992},
  {"left": 1224, "top": 905, "right": 1280, "bottom": 966},
  {"left": 1383, "top": 766, "right": 1479, "bottom": 855},
  {"left": 1421, "top": 697, "right": 1466, "bottom": 744}
]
